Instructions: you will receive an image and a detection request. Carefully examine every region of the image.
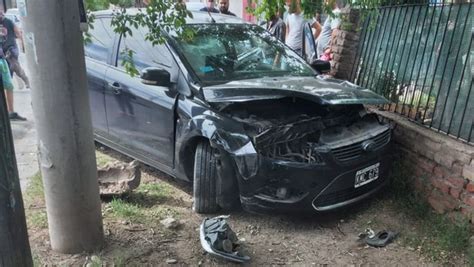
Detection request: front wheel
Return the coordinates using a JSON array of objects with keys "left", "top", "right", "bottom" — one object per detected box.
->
[{"left": 193, "top": 141, "right": 219, "bottom": 213}]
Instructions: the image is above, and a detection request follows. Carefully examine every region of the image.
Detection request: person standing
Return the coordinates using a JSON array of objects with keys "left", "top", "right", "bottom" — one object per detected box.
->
[
  {"left": 200, "top": 0, "right": 219, "bottom": 13},
  {"left": 219, "top": 0, "right": 236, "bottom": 16},
  {"left": 0, "top": 9, "right": 26, "bottom": 121},
  {"left": 285, "top": 0, "right": 305, "bottom": 55},
  {"left": 267, "top": 9, "right": 286, "bottom": 42},
  {"left": 315, "top": 0, "right": 342, "bottom": 60}
]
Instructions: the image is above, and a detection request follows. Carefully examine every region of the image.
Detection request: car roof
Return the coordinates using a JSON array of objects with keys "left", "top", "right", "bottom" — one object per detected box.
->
[{"left": 93, "top": 8, "right": 247, "bottom": 25}]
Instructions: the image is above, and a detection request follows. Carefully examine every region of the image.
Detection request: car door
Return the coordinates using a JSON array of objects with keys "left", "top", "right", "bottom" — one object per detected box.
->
[
  {"left": 84, "top": 16, "right": 115, "bottom": 136},
  {"left": 104, "top": 27, "right": 178, "bottom": 168},
  {"left": 302, "top": 22, "right": 318, "bottom": 64}
]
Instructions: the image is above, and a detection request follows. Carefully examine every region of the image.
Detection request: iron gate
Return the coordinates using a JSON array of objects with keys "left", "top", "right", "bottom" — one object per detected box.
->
[{"left": 350, "top": 0, "right": 473, "bottom": 143}]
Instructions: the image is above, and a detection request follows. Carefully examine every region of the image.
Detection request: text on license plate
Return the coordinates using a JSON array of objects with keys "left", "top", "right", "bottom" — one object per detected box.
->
[{"left": 354, "top": 163, "right": 380, "bottom": 188}]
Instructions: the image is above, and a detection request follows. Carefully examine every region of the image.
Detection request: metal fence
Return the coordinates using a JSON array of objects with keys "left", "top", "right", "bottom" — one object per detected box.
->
[{"left": 350, "top": 0, "right": 473, "bottom": 143}]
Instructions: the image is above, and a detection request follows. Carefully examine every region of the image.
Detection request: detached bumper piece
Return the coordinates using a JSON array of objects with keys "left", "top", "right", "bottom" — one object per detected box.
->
[{"left": 199, "top": 216, "right": 250, "bottom": 263}]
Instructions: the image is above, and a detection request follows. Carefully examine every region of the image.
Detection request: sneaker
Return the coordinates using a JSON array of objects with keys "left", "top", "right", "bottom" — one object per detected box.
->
[{"left": 9, "top": 112, "right": 27, "bottom": 121}]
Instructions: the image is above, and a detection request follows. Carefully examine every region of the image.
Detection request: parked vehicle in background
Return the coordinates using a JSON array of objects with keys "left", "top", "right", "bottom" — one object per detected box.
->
[{"left": 84, "top": 10, "right": 393, "bottom": 214}]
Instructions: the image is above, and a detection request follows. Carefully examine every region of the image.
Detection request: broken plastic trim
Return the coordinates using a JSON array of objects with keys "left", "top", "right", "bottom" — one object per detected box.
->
[
  {"left": 210, "top": 130, "right": 258, "bottom": 179},
  {"left": 199, "top": 216, "right": 250, "bottom": 263}
]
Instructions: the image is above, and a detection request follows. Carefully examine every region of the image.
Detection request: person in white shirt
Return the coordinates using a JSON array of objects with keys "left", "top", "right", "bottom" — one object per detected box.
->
[{"left": 285, "top": 0, "right": 304, "bottom": 55}]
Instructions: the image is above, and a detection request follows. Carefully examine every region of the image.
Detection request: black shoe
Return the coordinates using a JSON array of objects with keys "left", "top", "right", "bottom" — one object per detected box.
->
[{"left": 9, "top": 112, "right": 27, "bottom": 121}]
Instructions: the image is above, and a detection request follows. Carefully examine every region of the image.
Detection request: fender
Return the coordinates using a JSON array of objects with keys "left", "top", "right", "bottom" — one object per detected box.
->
[{"left": 174, "top": 96, "right": 259, "bottom": 182}]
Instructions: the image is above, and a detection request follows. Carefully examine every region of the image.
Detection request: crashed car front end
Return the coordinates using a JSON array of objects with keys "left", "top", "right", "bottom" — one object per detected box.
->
[{"left": 200, "top": 78, "right": 393, "bottom": 213}]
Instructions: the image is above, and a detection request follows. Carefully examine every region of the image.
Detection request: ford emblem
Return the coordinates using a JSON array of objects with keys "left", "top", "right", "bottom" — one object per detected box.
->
[{"left": 361, "top": 140, "right": 376, "bottom": 152}]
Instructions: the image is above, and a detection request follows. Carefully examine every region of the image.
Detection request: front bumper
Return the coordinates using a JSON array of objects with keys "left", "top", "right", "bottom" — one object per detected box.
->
[{"left": 238, "top": 143, "right": 392, "bottom": 214}]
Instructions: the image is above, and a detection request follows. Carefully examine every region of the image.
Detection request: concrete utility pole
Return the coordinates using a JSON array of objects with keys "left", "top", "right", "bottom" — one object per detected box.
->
[
  {"left": 0, "top": 82, "right": 33, "bottom": 266},
  {"left": 22, "top": 1, "right": 104, "bottom": 253}
]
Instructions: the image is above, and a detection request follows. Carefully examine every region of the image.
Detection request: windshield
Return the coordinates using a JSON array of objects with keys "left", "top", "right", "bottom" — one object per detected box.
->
[{"left": 172, "top": 24, "right": 315, "bottom": 86}]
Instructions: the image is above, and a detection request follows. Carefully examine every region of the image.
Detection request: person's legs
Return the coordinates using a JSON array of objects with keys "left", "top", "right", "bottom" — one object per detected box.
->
[
  {"left": 6, "top": 47, "right": 30, "bottom": 88},
  {"left": 1, "top": 58, "right": 26, "bottom": 121},
  {"left": 9, "top": 57, "right": 30, "bottom": 88}
]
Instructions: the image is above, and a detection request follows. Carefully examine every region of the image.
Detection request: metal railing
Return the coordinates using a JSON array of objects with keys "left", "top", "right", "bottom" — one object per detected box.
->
[{"left": 351, "top": 0, "right": 473, "bottom": 143}]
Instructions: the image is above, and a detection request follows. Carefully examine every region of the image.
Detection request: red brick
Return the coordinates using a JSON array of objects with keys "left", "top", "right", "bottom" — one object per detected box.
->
[
  {"left": 430, "top": 177, "right": 450, "bottom": 194},
  {"left": 433, "top": 166, "right": 448, "bottom": 179},
  {"left": 418, "top": 158, "right": 436, "bottom": 173},
  {"left": 466, "top": 182, "right": 474, "bottom": 193},
  {"left": 452, "top": 162, "right": 464, "bottom": 176},
  {"left": 462, "top": 194, "right": 474, "bottom": 207},
  {"left": 450, "top": 188, "right": 462, "bottom": 199},
  {"left": 446, "top": 176, "right": 466, "bottom": 189}
]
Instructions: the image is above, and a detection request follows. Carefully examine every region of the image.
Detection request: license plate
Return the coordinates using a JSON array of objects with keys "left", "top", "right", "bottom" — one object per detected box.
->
[{"left": 355, "top": 163, "right": 380, "bottom": 188}]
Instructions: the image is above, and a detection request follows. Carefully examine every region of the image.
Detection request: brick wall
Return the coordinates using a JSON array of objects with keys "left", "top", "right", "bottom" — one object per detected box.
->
[
  {"left": 330, "top": 8, "right": 360, "bottom": 80},
  {"left": 374, "top": 110, "right": 474, "bottom": 221}
]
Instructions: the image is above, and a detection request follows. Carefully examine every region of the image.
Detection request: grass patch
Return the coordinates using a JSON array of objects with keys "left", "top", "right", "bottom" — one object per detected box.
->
[
  {"left": 96, "top": 150, "right": 115, "bottom": 167},
  {"left": 108, "top": 198, "right": 144, "bottom": 222},
  {"left": 387, "top": 160, "right": 472, "bottom": 263},
  {"left": 24, "top": 172, "right": 44, "bottom": 204},
  {"left": 27, "top": 210, "right": 48, "bottom": 229},
  {"left": 24, "top": 172, "right": 48, "bottom": 229},
  {"left": 137, "top": 182, "right": 173, "bottom": 199},
  {"left": 149, "top": 206, "right": 180, "bottom": 220}
]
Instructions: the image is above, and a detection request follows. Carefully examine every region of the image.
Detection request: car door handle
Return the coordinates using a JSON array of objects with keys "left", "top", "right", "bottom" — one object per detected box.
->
[{"left": 108, "top": 82, "right": 122, "bottom": 95}]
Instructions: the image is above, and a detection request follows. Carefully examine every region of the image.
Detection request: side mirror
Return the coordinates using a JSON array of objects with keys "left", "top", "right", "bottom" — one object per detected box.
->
[
  {"left": 310, "top": 59, "right": 331, "bottom": 74},
  {"left": 140, "top": 67, "right": 171, "bottom": 87}
]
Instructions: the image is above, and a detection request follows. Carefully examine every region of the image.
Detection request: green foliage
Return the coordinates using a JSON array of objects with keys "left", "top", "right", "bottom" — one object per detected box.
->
[
  {"left": 301, "top": 0, "right": 324, "bottom": 18},
  {"left": 85, "top": 0, "right": 193, "bottom": 75},
  {"left": 85, "top": 0, "right": 110, "bottom": 11},
  {"left": 109, "top": 198, "right": 144, "bottom": 221},
  {"left": 109, "top": 1, "right": 193, "bottom": 45},
  {"left": 247, "top": 0, "right": 286, "bottom": 21},
  {"left": 119, "top": 47, "right": 140, "bottom": 77}
]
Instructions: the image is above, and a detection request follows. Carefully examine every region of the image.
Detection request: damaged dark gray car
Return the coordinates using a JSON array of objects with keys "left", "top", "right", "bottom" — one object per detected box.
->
[{"left": 85, "top": 11, "right": 392, "bottom": 214}]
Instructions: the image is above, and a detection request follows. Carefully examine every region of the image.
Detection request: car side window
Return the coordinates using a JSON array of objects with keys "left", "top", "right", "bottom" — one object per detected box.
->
[
  {"left": 84, "top": 18, "right": 114, "bottom": 63},
  {"left": 117, "top": 27, "right": 173, "bottom": 71}
]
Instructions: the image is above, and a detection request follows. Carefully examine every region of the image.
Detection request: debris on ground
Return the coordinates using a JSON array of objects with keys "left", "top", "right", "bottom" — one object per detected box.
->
[
  {"left": 166, "top": 258, "right": 178, "bottom": 264},
  {"left": 200, "top": 215, "right": 250, "bottom": 263},
  {"left": 160, "top": 217, "right": 181, "bottom": 230},
  {"left": 97, "top": 160, "right": 141, "bottom": 196},
  {"left": 358, "top": 228, "right": 398, "bottom": 248}
]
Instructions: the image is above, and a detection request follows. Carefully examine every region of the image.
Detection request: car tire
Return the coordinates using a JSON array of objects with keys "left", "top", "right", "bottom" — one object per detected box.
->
[{"left": 193, "top": 141, "right": 219, "bottom": 213}]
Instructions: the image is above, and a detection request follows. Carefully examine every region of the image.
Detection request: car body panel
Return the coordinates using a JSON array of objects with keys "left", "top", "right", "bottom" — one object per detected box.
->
[
  {"left": 85, "top": 10, "right": 393, "bottom": 214},
  {"left": 202, "top": 76, "right": 389, "bottom": 105}
]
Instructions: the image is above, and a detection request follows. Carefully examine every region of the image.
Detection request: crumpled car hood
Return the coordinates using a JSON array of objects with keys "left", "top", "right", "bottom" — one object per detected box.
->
[{"left": 202, "top": 76, "right": 389, "bottom": 105}]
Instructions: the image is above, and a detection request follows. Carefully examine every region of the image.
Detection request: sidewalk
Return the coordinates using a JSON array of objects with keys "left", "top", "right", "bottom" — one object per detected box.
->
[{"left": 10, "top": 88, "right": 38, "bottom": 191}]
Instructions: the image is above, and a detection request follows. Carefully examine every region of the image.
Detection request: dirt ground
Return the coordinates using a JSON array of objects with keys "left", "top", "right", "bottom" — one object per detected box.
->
[{"left": 27, "top": 146, "right": 468, "bottom": 266}]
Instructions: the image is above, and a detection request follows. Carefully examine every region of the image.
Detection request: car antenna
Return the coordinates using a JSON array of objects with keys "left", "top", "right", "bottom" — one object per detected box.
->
[{"left": 207, "top": 9, "right": 216, "bottom": 23}]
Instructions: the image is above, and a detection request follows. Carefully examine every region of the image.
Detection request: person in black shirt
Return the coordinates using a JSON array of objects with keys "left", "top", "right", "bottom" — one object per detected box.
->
[
  {"left": 200, "top": 0, "right": 219, "bottom": 13},
  {"left": 219, "top": 0, "right": 236, "bottom": 16}
]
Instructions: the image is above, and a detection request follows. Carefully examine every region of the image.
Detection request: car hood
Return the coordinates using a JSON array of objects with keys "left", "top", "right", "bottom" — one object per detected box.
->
[{"left": 202, "top": 76, "right": 389, "bottom": 105}]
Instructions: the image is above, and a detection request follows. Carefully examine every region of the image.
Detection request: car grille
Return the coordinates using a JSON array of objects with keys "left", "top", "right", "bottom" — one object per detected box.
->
[
  {"left": 313, "top": 177, "right": 385, "bottom": 209},
  {"left": 331, "top": 130, "right": 391, "bottom": 162}
]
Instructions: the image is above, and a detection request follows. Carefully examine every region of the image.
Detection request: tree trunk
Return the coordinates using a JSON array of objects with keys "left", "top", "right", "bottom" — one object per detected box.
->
[
  {"left": 0, "top": 79, "right": 33, "bottom": 266},
  {"left": 22, "top": 1, "right": 104, "bottom": 253}
]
